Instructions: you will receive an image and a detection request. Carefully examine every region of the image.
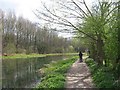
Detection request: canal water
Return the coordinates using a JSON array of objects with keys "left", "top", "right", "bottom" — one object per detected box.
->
[{"left": 2, "top": 55, "right": 72, "bottom": 88}]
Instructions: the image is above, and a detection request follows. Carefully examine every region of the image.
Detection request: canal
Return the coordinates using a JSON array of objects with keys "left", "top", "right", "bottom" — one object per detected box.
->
[{"left": 2, "top": 55, "right": 72, "bottom": 88}]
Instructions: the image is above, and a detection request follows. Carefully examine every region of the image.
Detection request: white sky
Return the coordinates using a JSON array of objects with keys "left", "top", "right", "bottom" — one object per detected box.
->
[
  {"left": 0, "top": 0, "right": 42, "bottom": 22},
  {"left": 0, "top": 0, "right": 95, "bottom": 38},
  {"left": 0, "top": 0, "right": 96, "bottom": 22}
]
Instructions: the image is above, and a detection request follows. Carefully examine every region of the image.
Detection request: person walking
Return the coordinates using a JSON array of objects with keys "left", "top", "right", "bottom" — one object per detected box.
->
[{"left": 79, "top": 51, "right": 83, "bottom": 62}]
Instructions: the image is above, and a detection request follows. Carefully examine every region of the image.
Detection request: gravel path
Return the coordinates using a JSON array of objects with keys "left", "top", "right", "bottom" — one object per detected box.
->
[{"left": 65, "top": 59, "right": 94, "bottom": 88}]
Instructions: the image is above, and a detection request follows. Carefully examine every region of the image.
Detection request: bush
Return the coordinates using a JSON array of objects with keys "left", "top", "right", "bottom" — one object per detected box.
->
[{"left": 85, "top": 58, "right": 118, "bottom": 88}]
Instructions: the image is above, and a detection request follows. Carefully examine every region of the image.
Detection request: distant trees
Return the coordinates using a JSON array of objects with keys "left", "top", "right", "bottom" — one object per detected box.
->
[{"left": 1, "top": 9, "right": 74, "bottom": 54}]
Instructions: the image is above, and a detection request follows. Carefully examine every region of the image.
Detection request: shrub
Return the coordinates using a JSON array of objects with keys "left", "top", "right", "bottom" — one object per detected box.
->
[{"left": 85, "top": 58, "right": 118, "bottom": 88}]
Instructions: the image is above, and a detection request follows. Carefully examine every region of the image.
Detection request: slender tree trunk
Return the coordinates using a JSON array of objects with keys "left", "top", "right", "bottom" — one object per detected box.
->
[
  {"left": 16, "top": 32, "right": 19, "bottom": 53},
  {"left": 34, "top": 34, "right": 37, "bottom": 53},
  {"left": 1, "top": 11, "right": 4, "bottom": 54}
]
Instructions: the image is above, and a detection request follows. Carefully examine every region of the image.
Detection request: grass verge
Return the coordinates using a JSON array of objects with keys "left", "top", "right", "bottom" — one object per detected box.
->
[
  {"left": 2, "top": 53, "right": 78, "bottom": 59},
  {"left": 85, "top": 58, "right": 120, "bottom": 88},
  {"left": 35, "top": 56, "right": 78, "bottom": 89},
  {"left": 2, "top": 54, "right": 46, "bottom": 59}
]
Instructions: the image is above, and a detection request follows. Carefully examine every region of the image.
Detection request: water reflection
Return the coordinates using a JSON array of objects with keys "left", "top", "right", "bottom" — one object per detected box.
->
[{"left": 2, "top": 55, "right": 69, "bottom": 88}]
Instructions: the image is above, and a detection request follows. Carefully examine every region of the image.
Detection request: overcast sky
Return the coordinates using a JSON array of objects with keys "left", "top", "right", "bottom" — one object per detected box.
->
[{"left": 0, "top": 0, "right": 41, "bottom": 22}]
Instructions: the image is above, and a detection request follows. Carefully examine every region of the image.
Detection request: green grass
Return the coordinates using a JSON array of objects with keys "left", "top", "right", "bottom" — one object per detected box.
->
[
  {"left": 35, "top": 56, "right": 78, "bottom": 89},
  {"left": 85, "top": 58, "right": 120, "bottom": 88},
  {"left": 2, "top": 53, "right": 78, "bottom": 59},
  {"left": 2, "top": 54, "right": 46, "bottom": 59}
]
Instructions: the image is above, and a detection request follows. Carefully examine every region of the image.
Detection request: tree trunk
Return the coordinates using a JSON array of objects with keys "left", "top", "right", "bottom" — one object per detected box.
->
[
  {"left": 16, "top": 32, "right": 19, "bottom": 53},
  {"left": 90, "top": 42, "right": 97, "bottom": 61},
  {"left": 96, "top": 35, "right": 105, "bottom": 65}
]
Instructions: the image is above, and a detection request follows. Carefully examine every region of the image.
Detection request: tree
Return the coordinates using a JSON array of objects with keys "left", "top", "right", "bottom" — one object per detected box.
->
[
  {"left": 35, "top": 0, "right": 119, "bottom": 65},
  {"left": 0, "top": 9, "right": 4, "bottom": 55}
]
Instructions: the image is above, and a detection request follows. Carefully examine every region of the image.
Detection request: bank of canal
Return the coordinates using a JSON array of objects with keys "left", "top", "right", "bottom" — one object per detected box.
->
[
  {"left": 35, "top": 56, "right": 78, "bottom": 88},
  {"left": 2, "top": 55, "right": 77, "bottom": 88}
]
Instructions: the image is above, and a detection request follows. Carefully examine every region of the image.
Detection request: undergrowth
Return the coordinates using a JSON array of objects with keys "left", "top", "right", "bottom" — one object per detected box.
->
[
  {"left": 35, "top": 56, "right": 77, "bottom": 89},
  {"left": 85, "top": 58, "right": 120, "bottom": 89}
]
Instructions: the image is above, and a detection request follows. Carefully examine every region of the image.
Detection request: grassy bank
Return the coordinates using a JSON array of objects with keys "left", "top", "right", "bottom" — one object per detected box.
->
[
  {"left": 85, "top": 58, "right": 120, "bottom": 88},
  {"left": 2, "top": 53, "right": 78, "bottom": 59},
  {"left": 2, "top": 54, "right": 46, "bottom": 59},
  {"left": 35, "top": 56, "right": 78, "bottom": 88}
]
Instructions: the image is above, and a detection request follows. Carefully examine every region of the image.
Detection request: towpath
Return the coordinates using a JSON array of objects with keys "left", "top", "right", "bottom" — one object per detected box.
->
[{"left": 65, "top": 58, "right": 94, "bottom": 88}]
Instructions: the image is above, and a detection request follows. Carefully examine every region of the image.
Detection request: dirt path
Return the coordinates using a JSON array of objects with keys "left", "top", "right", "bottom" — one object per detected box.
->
[{"left": 65, "top": 59, "right": 94, "bottom": 88}]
